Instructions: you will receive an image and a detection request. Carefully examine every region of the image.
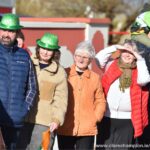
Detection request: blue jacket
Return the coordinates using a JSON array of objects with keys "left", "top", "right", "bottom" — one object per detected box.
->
[{"left": 0, "top": 43, "right": 37, "bottom": 127}]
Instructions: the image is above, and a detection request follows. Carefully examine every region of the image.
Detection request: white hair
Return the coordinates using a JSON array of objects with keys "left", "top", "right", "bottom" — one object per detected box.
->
[{"left": 74, "top": 41, "right": 95, "bottom": 58}]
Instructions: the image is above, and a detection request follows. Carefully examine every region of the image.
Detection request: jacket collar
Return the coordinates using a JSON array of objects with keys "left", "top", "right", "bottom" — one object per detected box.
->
[
  {"left": 32, "top": 54, "right": 58, "bottom": 73},
  {"left": 69, "top": 64, "right": 91, "bottom": 78},
  {"left": 0, "top": 42, "right": 18, "bottom": 53}
]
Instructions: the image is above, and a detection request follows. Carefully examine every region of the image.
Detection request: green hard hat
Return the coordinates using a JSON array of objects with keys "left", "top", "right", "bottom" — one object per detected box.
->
[
  {"left": 0, "top": 13, "right": 23, "bottom": 30},
  {"left": 143, "top": 11, "right": 150, "bottom": 28},
  {"left": 36, "top": 33, "right": 60, "bottom": 50}
]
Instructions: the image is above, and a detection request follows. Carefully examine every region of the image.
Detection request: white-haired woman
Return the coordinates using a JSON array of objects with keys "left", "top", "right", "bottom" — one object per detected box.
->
[
  {"left": 57, "top": 41, "right": 106, "bottom": 150},
  {"left": 95, "top": 39, "right": 150, "bottom": 149}
]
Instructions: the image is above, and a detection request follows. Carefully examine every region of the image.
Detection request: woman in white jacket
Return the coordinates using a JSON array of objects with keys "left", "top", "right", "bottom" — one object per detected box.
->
[{"left": 95, "top": 39, "right": 150, "bottom": 150}]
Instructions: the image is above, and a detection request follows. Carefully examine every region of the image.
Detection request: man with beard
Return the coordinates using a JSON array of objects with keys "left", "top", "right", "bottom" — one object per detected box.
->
[{"left": 0, "top": 13, "right": 37, "bottom": 149}]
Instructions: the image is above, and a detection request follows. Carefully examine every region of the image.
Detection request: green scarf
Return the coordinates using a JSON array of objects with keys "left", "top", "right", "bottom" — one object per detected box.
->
[{"left": 118, "top": 58, "right": 136, "bottom": 92}]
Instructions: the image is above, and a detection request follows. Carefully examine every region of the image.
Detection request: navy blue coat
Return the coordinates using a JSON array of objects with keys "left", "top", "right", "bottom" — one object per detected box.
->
[{"left": 0, "top": 43, "right": 36, "bottom": 127}]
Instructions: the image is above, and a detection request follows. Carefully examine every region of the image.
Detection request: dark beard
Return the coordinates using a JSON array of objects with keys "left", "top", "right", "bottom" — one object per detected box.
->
[{"left": 0, "top": 36, "right": 14, "bottom": 46}]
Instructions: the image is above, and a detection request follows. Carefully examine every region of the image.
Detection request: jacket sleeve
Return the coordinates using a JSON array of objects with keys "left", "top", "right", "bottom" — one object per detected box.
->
[
  {"left": 137, "top": 58, "right": 150, "bottom": 86},
  {"left": 95, "top": 45, "right": 117, "bottom": 69},
  {"left": 51, "top": 67, "right": 68, "bottom": 126},
  {"left": 94, "top": 76, "right": 106, "bottom": 122},
  {"left": 25, "top": 59, "right": 37, "bottom": 110}
]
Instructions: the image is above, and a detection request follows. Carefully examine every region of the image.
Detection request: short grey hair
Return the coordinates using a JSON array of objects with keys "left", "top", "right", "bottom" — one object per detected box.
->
[{"left": 74, "top": 41, "right": 95, "bottom": 58}]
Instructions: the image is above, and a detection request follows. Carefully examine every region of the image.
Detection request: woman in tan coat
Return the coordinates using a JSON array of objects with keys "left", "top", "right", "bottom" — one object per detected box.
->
[
  {"left": 18, "top": 33, "right": 68, "bottom": 150},
  {"left": 57, "top": 41, "right": 106, "bottom": 150}
]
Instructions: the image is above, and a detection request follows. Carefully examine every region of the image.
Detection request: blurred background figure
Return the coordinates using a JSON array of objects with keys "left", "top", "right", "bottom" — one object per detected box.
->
[
  {"left": 16, "top": 30, "right": 32, "bottom": 56},
  {"left": 129, "top": 3, "right": 150, "bottom": 73},
  {"left": 130, "top": 3, "right": 150, "bottom": 145}
]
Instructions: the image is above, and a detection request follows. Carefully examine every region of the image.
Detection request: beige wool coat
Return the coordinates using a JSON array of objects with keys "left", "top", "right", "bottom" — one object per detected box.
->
[{"left": 26, "top": 55, "right": 68, "bottom": 127}]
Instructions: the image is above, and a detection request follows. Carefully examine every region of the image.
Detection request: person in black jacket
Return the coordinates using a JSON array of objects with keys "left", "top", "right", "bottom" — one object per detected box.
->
[
  {"left": 130, "top": 3, "right": 150, "bottom": 145},
  {"left": 130, "top": 3, "right": 150, "bottom": 73}
]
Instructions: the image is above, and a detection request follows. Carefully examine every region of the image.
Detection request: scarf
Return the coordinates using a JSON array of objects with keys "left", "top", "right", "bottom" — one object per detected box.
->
[{"left": 118, "top": 58, "right": 136, "bottom": 92}]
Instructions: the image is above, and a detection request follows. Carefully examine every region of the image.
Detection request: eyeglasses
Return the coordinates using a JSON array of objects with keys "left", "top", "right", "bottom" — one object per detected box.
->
[{"left": 75, "top": 54, "right": 90, "bottom": 61}]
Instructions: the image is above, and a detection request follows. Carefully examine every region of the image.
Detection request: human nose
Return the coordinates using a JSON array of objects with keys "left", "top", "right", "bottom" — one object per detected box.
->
[{"left": 43, "top": 50, "right": 48, "bottom": 54}]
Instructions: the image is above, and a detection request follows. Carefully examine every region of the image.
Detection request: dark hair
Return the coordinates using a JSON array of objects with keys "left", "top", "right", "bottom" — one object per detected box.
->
[
  {"left": 54, "top": 50, "right": 61, "bottom": 63},
  {"left": 124, "top": 39, "right": 136, "bottom": 45},
  {"left": 35, "top": 45, "right": 60, "bottom": 65},
  {"left": 16, "top": 31, "right": 25, "bottom": 41},
  {"left": 123, "top": 39, "right": 138, "bottom": 52}
]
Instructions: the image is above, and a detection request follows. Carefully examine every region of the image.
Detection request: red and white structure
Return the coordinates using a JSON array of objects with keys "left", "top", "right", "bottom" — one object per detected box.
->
[
  {"left": 0, "top": 0, "right": 15, "bottom": 14},
  {"left": 20, "top": 17, "right": 110, "bottom": 72}
]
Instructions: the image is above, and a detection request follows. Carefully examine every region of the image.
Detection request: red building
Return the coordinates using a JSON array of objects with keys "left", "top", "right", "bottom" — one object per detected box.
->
[
  {"left": 0, "top": 0, "right": 14, "bottom": 14},
  {"left": 20, "top": 17, "right": 110, "bottom": 73}
]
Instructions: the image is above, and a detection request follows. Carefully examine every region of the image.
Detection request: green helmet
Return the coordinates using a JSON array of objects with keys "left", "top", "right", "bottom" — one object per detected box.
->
[
  {"left": 36, "top": 33, "right": 60, "bottom": 50},
  {"left": 134, "top": 11, "right": 150, "bottom": 29},
  {"left": 143, "top": 11, "right": 150, "bottom": 28},
  {"left": 0, "top": 13, "right": 23, "bottom": 30}
]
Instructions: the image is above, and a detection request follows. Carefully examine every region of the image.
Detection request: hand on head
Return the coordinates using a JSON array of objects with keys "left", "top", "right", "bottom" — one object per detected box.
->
[{"left": 115, "top": 44, "right": 142, "bottom": 60}]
